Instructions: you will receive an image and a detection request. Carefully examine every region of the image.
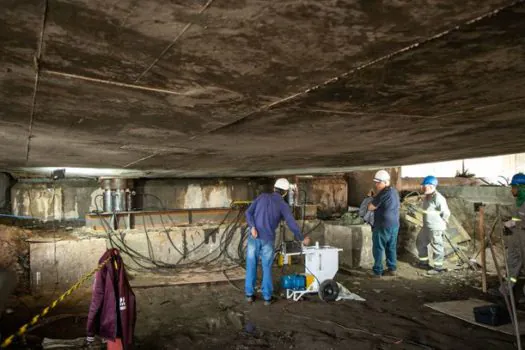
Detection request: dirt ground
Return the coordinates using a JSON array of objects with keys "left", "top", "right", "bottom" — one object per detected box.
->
[{"left": 0, "top": 262, "right": 518, "bottom": 350}]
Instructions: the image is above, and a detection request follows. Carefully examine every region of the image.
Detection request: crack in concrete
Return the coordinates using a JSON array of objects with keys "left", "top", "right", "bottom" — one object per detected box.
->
[
  {"left": 123, "top": 152, "right": 159, "bottom": 168},
  {"left": 290, "top": 108, "right": 442, "bottom": 120},
  {"left": 43, "top": 70, "right": 184, "bottom": 96},
  {"left": 25, "top": 0, "right": 49, "bottom": 164},
  {"left": 133, "top": 0, "right": 215, "bottom": 83},
  {"left": 199, "top": 0, "right": 524, "bottom": 136}
]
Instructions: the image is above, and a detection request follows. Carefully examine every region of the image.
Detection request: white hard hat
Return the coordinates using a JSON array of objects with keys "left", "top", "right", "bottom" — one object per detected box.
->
[
  {"left": 373, "top": 170, "right": 390, "bottom": 183},
  {"left": 274, "top": 178, "right": 290, "bottom": 191}
]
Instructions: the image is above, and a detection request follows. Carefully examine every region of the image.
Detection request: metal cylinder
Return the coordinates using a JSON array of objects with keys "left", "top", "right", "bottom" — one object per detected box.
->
[
  {"left": 113, "top": 189, "right": 126, "bottom": 212},
  {"left": 126, "top": 190, "right": 134, "bottom": 211},
  {"left": 100, "top": 178, "right": 135, "bottom": 212},
  {"left": 103, "top": 189, "right": 112, "bottom": 212}
]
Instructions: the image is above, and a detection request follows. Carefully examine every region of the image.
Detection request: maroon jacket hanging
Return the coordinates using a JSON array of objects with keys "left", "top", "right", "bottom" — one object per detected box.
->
[{"left": 87, "top": 249, "right": 136, "bottom": 349}]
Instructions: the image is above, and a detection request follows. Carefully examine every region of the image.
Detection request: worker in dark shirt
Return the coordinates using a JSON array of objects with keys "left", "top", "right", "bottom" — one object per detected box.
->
[
  {"left": 367, "top": 170, "right": 400, "bottom": 278},
  {"left": 245, "top": 178, "right": 311, "bottom": 305}
]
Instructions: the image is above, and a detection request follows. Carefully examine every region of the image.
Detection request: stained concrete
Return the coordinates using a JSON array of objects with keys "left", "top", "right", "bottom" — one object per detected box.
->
[
  {"left": 11, "top": 176, "right": 349, "bottom": 222},
  {"left": 1, "top": 1, "right": 525, "bottom": 175},
  {"left": 11, "top": 179, "right": 99, "bottom": 221},
  {"left": 135, "top": 178, "right": 266, "bottom": 210}
]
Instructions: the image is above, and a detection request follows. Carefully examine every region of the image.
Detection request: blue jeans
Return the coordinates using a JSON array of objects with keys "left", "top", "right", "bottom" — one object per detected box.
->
[
  {"left": 372, "top": 226, "right": 399, "bottom": 275},
  {"left": 245, "top": 235, "right": 275, "bottom": 301}
]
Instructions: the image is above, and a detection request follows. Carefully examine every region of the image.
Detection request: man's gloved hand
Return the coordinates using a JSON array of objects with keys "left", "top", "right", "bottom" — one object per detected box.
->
[
  {"left": 302, "top": 236, "right": 311, "bottom": 246},
  {"left": 504, "top": 219, "right": 516, "bottom": 229}
]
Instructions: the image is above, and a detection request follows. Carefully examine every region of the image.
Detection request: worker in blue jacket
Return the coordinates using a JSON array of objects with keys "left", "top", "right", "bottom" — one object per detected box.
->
[
  {"left": 245, "top": 178, "right": 311, "bottom": 305},
  {"left": 367, "top": 170, "right": 400, "bottom": 278}
]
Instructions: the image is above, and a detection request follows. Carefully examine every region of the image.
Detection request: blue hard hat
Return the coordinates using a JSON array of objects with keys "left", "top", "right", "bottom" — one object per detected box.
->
[
  {"left": 421, "top": 175, "right": 438, "bottom": 186},
  {"left": 511, "top": 173, "right": 525, "bottom": 186}
]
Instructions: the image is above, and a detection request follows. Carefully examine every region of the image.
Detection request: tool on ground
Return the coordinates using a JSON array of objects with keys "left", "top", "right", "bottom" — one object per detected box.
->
[
  {"left": 476, "top": 203, "right": 488, "bottom": 293},
  {"left": 279, "top": 241, "right": 343, "bottom": 302},
  {"left": 442, "top": 233, "right": 478, "bottom": 271},
  {"left": 473, "top": 304, "right": 511, "bottom": 326}
]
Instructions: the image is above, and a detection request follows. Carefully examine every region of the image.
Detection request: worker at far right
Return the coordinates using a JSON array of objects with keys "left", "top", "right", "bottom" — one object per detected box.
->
[
  {"left": 416, "top": 176, "right": 451, "bottom": 275},
  {"left": 496, "top": 173, "right": 525, "bottom": 301}
]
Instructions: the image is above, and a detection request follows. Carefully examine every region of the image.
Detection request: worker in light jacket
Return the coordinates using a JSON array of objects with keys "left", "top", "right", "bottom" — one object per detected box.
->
[
  {"left": 86, "top": 249, "right": 136, "bottom": 350},
  {"left": 245, "top": 178, "right": 311, "bottom": 305},
  {"left": 416, "top": 176, "right": 450, "bottom": 275},
  {"left": 497, "top": 173, "right": 525, "bottom": 301}
]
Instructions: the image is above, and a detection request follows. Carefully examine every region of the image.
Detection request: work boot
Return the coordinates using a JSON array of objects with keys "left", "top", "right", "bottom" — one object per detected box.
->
[
  {"left": 370, "top": 273, "right": 382, "bottom": 279},
  {"left": 245, "top": 295, "right": 255, "bottom": 303},
  {"left": 384, "top": 270, "right": 397, "bottom": 277},
  {"left": 426, "top": 267, "right": 446, "bottom": 276},
  {"left": 414, "top": 262, "right": 431, "bottom": 271},
  {"left": 263, "top": 298, "right": 273, "bottom": 306}
]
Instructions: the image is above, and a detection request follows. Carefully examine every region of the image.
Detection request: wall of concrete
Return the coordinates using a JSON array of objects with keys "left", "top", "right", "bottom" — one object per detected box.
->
[
  {"left": 324, "top": 222, "right": 373, "bottom": 269},
  {"left": 11, "top": 176, "right": 350, "bottom": 222},
  {"left": 346, "top": 168, "right": 400, "bottom": 207},
  {"left": 29, "top": 224, "right": 245, "bottom": 291},
  {"left": 11, "top": 179, "right": 99, "bottom": 221},
  {"left": 29, "top": 219, "right": 373, "bottom": 291}
]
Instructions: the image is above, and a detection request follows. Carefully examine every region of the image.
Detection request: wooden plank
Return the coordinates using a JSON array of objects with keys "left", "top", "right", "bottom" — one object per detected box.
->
[
  {"left": 479, "top": 206, "right": 487, "bottom": 292},
  {"left": 130, "top": 265, "right": 245, "bottom": 288},
  {"left": 425, "top": 298, "right": 525, "bottom": 335}
]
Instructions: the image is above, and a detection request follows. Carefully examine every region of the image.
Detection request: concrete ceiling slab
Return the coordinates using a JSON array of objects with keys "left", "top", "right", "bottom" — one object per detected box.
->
[{"left": 1, "top": 0, "right": 524, "bottom": 176}]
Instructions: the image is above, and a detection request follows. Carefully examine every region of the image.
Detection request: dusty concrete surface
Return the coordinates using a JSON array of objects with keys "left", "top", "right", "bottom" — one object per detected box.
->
[
  {"left": 1, "top": 1, "right": 525, "bottom": 176},
  {"left": 324, "top": 222, "right": 373, "bottom": 270},
  {"left": 0, "top": 263, "right": 516, "bottom": 349}
]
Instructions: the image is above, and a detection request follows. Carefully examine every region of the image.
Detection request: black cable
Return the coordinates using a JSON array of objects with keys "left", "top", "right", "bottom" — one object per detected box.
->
[{"left": 91, "top": 192, "right": 251, "bottom": 273}]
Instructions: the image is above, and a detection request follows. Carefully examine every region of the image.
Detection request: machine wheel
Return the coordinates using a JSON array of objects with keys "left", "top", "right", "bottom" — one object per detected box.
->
[{"left": 318, "top": 279, "right": 339, "bottom": 302}]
